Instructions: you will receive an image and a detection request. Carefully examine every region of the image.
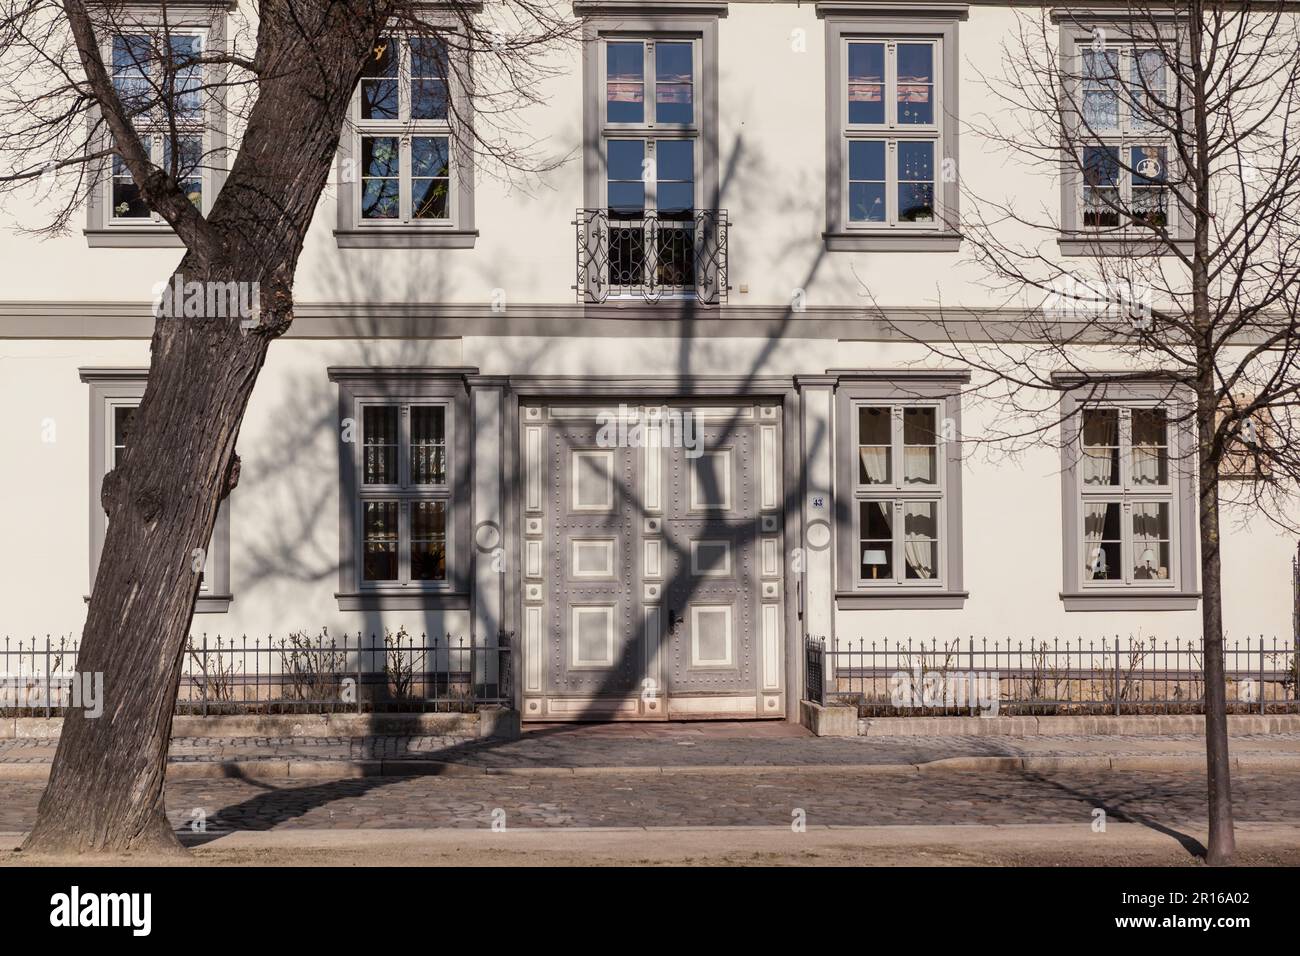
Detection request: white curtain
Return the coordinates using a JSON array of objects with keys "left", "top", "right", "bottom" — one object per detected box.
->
[
  {"left": 859, "top": 447, "right": 889, "bottom": 484},
  {"left": 1082, "top": 503, "right": 1109, "bottom": 578},
  {"left": 1081, "top": 412, "right": 1117, "bottom": 486},
  {"left": 903, "top": 446, "right": 936, "bottom": 484},
  {"left": 903, "top": 504, "right": 936, "bottom": 579}
]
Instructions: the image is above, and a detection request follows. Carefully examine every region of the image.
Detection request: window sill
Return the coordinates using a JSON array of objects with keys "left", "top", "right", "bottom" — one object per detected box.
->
[
  {"left": 84, "top": 593, "right": 232, "bottom": 613},
  {"left": 85, "top": 228, "right": 186, "bottom": 248},
  {"left": 334, "top": 228, "right": 478, "bottom": 249},
  {"left": 836, "top": 589, "right": 967, "bottom": 609},
  {"left": 335, "top": 591, "right": 471, "bottom": 611},
  {"left": 1058, "top": 237, "right": 1192, "bottom": 258},
  {"left": 1060, "top": 591, "right": 1200, "bottom": 611},
  {"left": 823, "top": 231, "right": 961, "bottom": 252}
]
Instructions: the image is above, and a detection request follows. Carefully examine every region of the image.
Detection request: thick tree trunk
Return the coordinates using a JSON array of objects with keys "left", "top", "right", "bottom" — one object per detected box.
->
[
  {"left": 22, "top": 1, "right": 390, "bottom": 855},
  {"left": 1199, "top": 407, "right": 1236, "bottom": 866}
]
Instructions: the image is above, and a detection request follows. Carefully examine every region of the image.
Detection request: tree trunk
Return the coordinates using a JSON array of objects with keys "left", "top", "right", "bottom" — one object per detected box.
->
[
  {"left": 22, "top": 1, "right": 390, "bottom": 855},
  {"left": 1199, "top": 410, "right": 1236, "bottom": 866}
]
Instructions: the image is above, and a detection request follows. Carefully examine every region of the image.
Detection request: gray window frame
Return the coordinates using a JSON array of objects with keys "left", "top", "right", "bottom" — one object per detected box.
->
[
  {"left": 833, "top": 371, "right": 967, "bottom": 609},
  {"left": 85, "top": 6, "right": 230, "bottom": 248},
  {"left": 334, "top": 16, "right": 478, "bottom": 249},
  {"left": 579, "top": 3, "right": 723, "bottom": 214},
  {"left": 79, "top": 368, "right": 232, "bottom": 612},
  {"left": 818, "top": 3, "right": 965, "bottom": 252},
  {"left": 1058, "top": 376, "right": 1199, "bottom": 610},
  {"left": 328, "top": 367, "right": 473, "bottom": 610},
  {"left": 1055, "top": 11, "right": 1193, "bottom": 257}
]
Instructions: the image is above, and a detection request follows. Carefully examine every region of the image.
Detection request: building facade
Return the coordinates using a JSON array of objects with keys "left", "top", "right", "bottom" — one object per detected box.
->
[{"left": 0, "top": 0, "right": 1293, "bottom": 722}]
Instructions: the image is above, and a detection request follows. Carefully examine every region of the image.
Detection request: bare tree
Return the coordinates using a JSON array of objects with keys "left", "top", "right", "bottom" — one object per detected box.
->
[
  {"left": 871, "top": 1, "right": 1300, "bottom": 864},
  {"left": 0, "top": 0, "right": 575, "bottom": 855}
]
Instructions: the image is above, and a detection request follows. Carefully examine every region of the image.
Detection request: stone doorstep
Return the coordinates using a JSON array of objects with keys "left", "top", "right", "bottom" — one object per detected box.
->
[{"left": 0, "top": 708, "right": 520, "bottom": 741}]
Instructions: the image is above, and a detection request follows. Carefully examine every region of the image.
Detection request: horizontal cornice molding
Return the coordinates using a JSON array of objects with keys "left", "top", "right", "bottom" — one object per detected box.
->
[
  {"left": 816, "top": 2, "right": 969, "bottom": 19},
  {"left": 573, "top": 0, "right": 728, "bottom": 16},
  {"left": 5, "top": 301, "right": 1286, "bottom": 345}
]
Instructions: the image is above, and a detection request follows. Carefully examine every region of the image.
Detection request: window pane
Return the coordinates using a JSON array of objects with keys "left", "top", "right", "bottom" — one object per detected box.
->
[
  {"left": 1132, "top": 502, "right": 1171, "bottom": 580},
  {"left": 903, "top": 501, "right": 938, "bottom": 580},
  {"left": 1131, "top": 48, "right": 1167, "bottom": 131},
  {"left": 1081, "top": 408, "right": 1120, "bottom": 485},
  {"left": 847, "top": 42, "right": 885, "bottom": 124},
  {"left": 412, "top": 136, "right": 450, "bottom": 219},
  {"left": 1081, "top": 49, "right": 1119, "bottom": 129},
  {"left": 1082, "top": 501, "right": 1122, "bottom": 581},
  {"left": 858, "top": 406, "right": 892, "bottom": 484},
  {"left": 363, "top": 501, "right": 399, "bottom": 581},
  {"left": 1132, "top": 407, "right": 1168, "bottom": 485},
  {"left": 859, "top": 501, "right": 893, "bottom": 580},
  {"left": 112, "top": 143, "right": 151, "bottom": 219},
  {"left": 112, "top": 406, "right": 138, "bottom": 469},
  {"left": 896, "top": 43, "right": 934, "bottom": 125},
  {"left": 111, "top": 35, "right": 152, "bottom": 114},
  {"left": 1130, "top": 146, "right": 1168, "bottom": 228},
  {"left": 361, "top": 37, "right": 399, "bottom": 120},
  {"left": 411, "top": 500, "right": 447, "bottom": 581},
  {"left": 410, "top": 406, "right": 447, "bottom": 484},
  {"left": 164, "top": 134, "right": 203, "bottom": 211},
  {"left": 607, "top": 41, "right": 644, "bottom": 123},
  {"left": 848, "top": 140, "right": 886, "bottom": 223},
  {"left": 607, "top": 139, "right": 646, "bottom": 215},
  {"left": 363, "top": 405, "right": 399, "bottom": 484},
  {"left": 411, "top": 37, "right": 449, "bottom": 120},
  {"left": 168, "top": 34, "right": 203, "bottom": 119},
  {"left": 656, "top": 140, "right": 695, "bottom": 218},
  {"left": 903, "top": 407, "right": 937, "bottom": 484},
  {"left": 360, "top": 136, "right": 400, "bottom": 219},
  {"left": 1082, "top": 145, "right": 1120, "bottom": 228},
  {"left": 655, "top": 42, "right": 693, "bottom": 124},
  {"left": 898, "top": 141, "right": 935, "bottom": 222}
]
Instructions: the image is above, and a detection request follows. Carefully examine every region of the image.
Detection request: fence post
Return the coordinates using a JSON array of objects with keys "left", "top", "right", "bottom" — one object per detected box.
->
[
  {"left": 201, "top": 633, "right": 208, "bottom": 717},
  {"left": 1259, "top": 635, "right": 1266, "bottom": 717},
  {"left": 356, "top": 632, "right": 363, "bottom": 715},
  {"left": 44, "top": 637, "right": 50, "bottom": 720},
  {"left": 1114, "top": 636, "right": 1121, "bottom": 717}
]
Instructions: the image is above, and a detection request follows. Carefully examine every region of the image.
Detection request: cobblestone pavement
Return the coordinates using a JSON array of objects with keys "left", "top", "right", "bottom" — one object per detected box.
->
[
  {"left": 0, "top": 768, "right": 1298, "bottom": 833},
  {"left": 4, "top": 730, "right": 1300, "bottom": 767}
]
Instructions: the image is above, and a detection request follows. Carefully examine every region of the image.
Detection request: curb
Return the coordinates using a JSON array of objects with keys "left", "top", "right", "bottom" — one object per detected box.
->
[{"left": 3, "top": 753, "right": 1299, "bottom": 782}]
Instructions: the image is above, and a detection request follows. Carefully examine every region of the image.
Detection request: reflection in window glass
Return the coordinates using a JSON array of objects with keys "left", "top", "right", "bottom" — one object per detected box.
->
[
  {"left": 896, "top": 44, "right": 934, "bottom": 125},
  {"left": 847, "top": 42, "right": 885, "bottom": 124},
  {"left": 607, "top": 41, "right": 644, "bottom": 123},
  {"left": 655, "top": 42, "right": 693, "bottom": 124},
  {"left": 848, "top": 141, "right": 887, "bottom": 223},
  {"left": 898, "top": 141, "right": 935, "bottom": 222}
]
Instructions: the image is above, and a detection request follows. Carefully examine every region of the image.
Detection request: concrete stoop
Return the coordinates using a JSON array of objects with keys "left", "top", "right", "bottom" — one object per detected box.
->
[
  {"left": 797, "top": 701, "right": 1300, "bottom": 738},
  {"left": 0, "top": 707, "right": 521, "bottom": 741}
]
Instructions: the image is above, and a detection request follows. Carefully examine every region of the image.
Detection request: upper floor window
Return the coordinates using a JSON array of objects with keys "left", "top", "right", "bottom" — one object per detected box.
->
[
  {"left": 335, "top": 30, "right": 476, "bottom": 248},
  {"left": 822, "top": 13, "right": 963, "bottom": 253},
  {"left": 87, "top": 13, "right": 228, "bottom": 247},
  {"left": 1057, "top": 23, "right": 1188, "bottom": 253}
]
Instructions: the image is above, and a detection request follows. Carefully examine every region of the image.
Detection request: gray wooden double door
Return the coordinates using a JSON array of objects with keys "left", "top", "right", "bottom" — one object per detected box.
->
[{"left": 520, "top": 403, "right": 786, "bottom": 720}]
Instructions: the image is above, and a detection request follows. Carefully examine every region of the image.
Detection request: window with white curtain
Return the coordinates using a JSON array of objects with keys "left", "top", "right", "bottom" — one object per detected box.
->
[
  {"left": 1079, "top": 404, "right": 1175, "bottom": 586},
  {"left": 854, "top": 403, "right": 943, "bottom": 585}
]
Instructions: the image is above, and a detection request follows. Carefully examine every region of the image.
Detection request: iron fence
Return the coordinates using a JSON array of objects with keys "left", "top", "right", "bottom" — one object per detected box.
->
[
  {"left": 0, "top": 631, "right": 512, "bottom": 717},
  {"left": 805, "top": 635, "right": 1299, "bottom": 717},
  {"left": 574, "top": 208, "right": 729, "bottom": 304}
]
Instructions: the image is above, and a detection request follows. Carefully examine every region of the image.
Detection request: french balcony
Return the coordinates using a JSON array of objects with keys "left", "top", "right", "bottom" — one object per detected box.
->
[{"left": 574, "top": 208, "right": 729, "bottom": 305}]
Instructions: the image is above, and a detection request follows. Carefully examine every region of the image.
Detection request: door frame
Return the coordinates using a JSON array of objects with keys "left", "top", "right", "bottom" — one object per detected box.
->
[{"left": 504, "top": 376, "right": 801, "bottom": 722}]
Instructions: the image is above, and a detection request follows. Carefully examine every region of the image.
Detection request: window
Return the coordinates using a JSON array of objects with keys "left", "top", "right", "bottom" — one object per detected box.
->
[
  {"left": 87, "top": 12, "right": 228, "bottom": 247},
  {"left": 329, "top": 370, "right": 470, "bottom": 610},
  {"left": 79, "top": 369, "right": 231, "bottom": 611},
  {"left": 358, "top": 402, "right": 450, "bottom": 585},
  {"left": 834, "top": 376, "right": 968, "bottom": 608},
  {"left": 822, "top": 14, "right": 963, "bottom": 252},
  {"left": 335, "top": 30, "right": 476, "bottom": 248},
  {"left": 600, "top": 35, "right": 700, "bottom": 295},
  {"left": 1057, "top": 18, "right": 1189, "bottom": 253},
  {"left": 1058, "top": 378, "right": 1198, "bottom": 609}
]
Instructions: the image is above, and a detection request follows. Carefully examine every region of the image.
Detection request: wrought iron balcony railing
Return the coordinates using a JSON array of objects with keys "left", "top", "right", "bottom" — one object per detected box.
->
[{"left": 574, "top": 208, "right": 729, "bottom": 305}]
